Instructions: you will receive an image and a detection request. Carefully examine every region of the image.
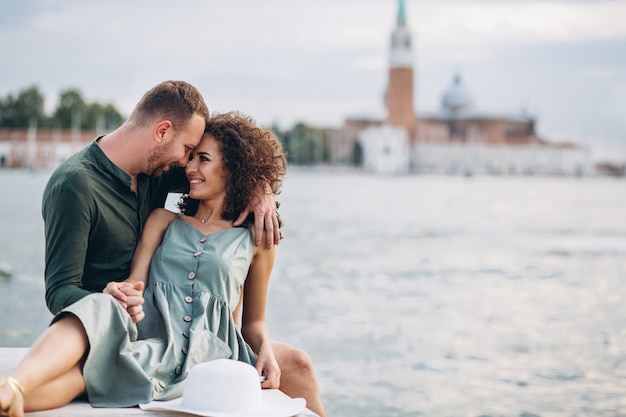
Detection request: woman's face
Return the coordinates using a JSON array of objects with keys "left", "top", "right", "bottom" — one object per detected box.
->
[{"left": 185, "top": 134, "right": 227, "bottom": 201}]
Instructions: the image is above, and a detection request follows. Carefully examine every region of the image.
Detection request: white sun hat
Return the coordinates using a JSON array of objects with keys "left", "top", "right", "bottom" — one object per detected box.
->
[{"left": 139, "top": 359, "right": 306, "bottom": 417}]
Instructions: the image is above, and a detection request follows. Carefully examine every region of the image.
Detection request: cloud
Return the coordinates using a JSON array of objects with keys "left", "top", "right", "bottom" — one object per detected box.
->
[{"left": 417, "top": 1, "right": 626, "bottom": 43}]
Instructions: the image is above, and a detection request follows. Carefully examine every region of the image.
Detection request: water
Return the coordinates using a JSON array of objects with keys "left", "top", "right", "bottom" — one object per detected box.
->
[{"left": 1, "top": 168, "right": 625, "bottom": 417}]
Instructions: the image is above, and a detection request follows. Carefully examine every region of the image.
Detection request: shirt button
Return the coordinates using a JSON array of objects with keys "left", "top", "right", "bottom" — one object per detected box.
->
[
  {"left": 158, "top": 381, "right": 166, "bottom": 388},
  {"left": 183, "top": 331, "right": 189, "bottom": 338},
  {"left": 183, "top": 316, "right": 191, "bottom": 322},
  {"left": 200, "top": 237, "right": 207, "bottom": 243},
  {"left": 188, "top": 272, "right": 196, "bottom": 280},
  {"left": 184, "top": 296, "right": 193, "bottom": 303},
  {"left": 193, "top": 251, "right": 202, "bottom": 257},
  {"left": 182, "top": 347, "right": 188, "bottom": 355},
  {"left": 175, "top": 365, "right": 182, "bottom": 375}
]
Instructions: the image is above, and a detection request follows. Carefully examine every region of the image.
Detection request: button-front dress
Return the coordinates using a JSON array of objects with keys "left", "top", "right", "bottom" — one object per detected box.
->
[{"left": 56, "top": 217, "right": 256, "bottom": 407}]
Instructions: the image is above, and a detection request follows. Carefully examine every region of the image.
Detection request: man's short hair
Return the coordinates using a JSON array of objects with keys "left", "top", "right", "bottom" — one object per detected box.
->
[{"left": 129, "top": 80, "right": 210, "bottom": 130}]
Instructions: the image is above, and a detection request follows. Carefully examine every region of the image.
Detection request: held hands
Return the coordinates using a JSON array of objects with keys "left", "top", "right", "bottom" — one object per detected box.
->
[
  {"left": 103, "top": 281, "right": 145, "bottom": 323},
  {"left": 234, "top": 182, "right": 280, "bottom": 248}
]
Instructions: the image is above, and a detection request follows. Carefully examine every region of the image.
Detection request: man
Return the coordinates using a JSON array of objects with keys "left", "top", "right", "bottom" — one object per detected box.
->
[{"left": 42, "top": 80, "right": 326, "bottom": 417}]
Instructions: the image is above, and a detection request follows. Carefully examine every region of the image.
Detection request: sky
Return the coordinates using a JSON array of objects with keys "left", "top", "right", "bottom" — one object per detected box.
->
[{"left": 2, "top": 0, "right": 625, "bottom": 162}]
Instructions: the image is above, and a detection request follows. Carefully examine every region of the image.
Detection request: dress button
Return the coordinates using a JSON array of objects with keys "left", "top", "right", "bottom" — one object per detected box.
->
[
  {"left": 184, "top": 296, "right": 193, "bottom": 303},
  {"left": 182, "top": 347, "right": 188, "bottom": 355},
  {"left": 183, "top": 331, "right": 189, "bottom": 338},
  {"left": 188, "top": 272, "right": 196, "bottom": 280},
  {"left": 159, "top": 381, "right": 166, "bottom": 388},
  {"left": 193, "top": 251, "right": 202, "bottom": 257},
  {"left": 175, "top": 365, "right": 182, "bottom": 375},
  {"left": 200, "top": 237, "right": 207, "bottom": 243},
  {"left": 183, "top": 316, "right": 192, "bottom": 322}
]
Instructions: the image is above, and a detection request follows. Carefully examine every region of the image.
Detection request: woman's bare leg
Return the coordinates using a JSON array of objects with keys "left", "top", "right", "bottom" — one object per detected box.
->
[
  {"left": 24, "top": 365, "right": 85, "bottom": 411},
  {"left": 0, "top": 314, "right": 88, "bottom": 416}
]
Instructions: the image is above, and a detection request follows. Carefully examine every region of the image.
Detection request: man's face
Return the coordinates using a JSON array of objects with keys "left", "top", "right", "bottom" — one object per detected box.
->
[{"left": 147, "top": 114, "right": 206, "bottom": 176}]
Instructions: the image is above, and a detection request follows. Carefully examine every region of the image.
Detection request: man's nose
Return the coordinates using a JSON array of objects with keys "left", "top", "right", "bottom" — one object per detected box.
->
[
  {"left": 178, "top": 151, "right": 191, "bottom": 167},
  {"left": 185, "top": 157, "right": 196, "bottom": 172}
]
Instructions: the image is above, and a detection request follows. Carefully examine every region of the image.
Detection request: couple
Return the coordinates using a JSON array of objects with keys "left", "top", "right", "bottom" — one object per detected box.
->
[{"left": 0, "top": 81, "right": 326, "bottom": 417}]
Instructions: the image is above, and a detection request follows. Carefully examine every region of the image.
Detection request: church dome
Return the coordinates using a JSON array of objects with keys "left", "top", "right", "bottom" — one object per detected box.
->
[{"left": 442, "top": 74, "right": 473, "bottom": 112}]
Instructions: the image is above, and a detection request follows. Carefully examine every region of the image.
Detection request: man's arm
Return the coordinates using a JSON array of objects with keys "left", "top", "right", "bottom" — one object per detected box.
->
[
  {"left": 42, "top": 179, "right": 92, "bottom": 315},
  {"left": 233, "top": 182, "right": 280, "bottom": 248}
]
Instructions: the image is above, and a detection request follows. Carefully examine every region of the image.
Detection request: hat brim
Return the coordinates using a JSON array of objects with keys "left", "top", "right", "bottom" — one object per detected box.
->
[{"left": 139, "top": 389, "right": 306, "bottom": 417}]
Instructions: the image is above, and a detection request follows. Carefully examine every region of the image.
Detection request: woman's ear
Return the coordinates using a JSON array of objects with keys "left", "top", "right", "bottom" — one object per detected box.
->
[{"left": 153, "top": 120, "right": 173, "bottom": 144}]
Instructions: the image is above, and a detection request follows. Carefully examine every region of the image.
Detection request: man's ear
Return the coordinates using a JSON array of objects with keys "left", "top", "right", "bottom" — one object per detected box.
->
[{"left": 154, "top": 120, "right": 173, "bottom": 144}]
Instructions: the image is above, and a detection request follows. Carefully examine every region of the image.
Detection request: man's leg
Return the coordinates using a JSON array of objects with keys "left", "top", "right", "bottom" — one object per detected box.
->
[{"left": 273, "top": 341, "right": 326, "bottom": 417}]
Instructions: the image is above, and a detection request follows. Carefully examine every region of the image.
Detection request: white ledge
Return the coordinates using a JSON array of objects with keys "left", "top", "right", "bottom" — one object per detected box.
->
[{"left": 1, "top": 348, "right": 317, "bottom": 417}]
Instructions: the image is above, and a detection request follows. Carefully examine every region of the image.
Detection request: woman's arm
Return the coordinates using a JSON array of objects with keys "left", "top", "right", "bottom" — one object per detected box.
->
[
  {"left": 241, "top": 231, "right": 280, "bottom": 388},
  {"left": 103, "top": 208, "right": 176, "bottom": 322},
  {"left": 126, "top": 208, "right": 176, "bottom": 285}
]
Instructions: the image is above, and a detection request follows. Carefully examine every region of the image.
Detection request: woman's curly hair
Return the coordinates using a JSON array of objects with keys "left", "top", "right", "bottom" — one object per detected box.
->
[{"left": 178, "top": 111, "right": 287, "bottom": 231}]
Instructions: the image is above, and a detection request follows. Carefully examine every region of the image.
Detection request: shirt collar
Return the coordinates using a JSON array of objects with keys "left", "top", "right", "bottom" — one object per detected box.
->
[{"left": 88, "top": 137, "right": 134, "bottom": 189}]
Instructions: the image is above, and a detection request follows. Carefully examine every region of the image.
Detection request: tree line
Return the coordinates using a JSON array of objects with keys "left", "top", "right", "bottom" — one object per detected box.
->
[
  {"left": 1, "top": 85, "right": 361, "bottom": 166},
  {"left": 0, "top": 85, "right": 125, "bottom": 131}
]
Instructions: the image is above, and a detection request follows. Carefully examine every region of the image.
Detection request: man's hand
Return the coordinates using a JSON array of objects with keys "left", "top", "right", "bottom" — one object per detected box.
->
[
  {"left": 103, "top": 281, "right": 145, "bottom": 323},
  {"left": 233, "top": 183, "right": 280, "bottom": 248}
]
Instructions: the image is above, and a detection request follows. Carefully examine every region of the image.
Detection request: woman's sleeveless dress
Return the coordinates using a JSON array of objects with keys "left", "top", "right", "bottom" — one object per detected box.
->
[{"left": 56, "top": 218, "right": 256, "bottom": 407}]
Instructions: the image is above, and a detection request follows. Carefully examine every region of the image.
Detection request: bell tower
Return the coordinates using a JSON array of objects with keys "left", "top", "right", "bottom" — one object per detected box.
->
[{"left": 385, "top": 0, "right": 415, "bottom": 133}]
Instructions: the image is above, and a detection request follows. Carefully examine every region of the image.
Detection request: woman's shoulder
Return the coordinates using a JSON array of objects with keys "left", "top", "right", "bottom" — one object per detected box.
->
[{"left": 146, "top": 208, "right": 178, "bottom": 227}]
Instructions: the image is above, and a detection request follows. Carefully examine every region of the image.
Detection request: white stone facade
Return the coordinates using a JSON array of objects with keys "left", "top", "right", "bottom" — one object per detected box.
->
[
  {"left": 359, "top": 125, "right": 409, "bottom": 174},
  {"left": 411, "top": 142, "right": 593, "bottom": 176}
]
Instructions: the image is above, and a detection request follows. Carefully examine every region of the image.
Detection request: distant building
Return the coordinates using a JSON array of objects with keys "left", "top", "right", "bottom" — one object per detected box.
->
[
  {"left": 0, "top": 128, "right": 94, "bottom": 169},
  {"left": 345, "top": 0, "right": 592, "bottom": 176},
  {"left": 360, "top": 125, "right": 409, "bottom": 174}
]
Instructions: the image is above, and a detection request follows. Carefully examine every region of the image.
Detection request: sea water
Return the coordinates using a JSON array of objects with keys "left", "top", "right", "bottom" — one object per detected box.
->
[{"left": 0, "top": 168, "right": 625, "bottom": 417}]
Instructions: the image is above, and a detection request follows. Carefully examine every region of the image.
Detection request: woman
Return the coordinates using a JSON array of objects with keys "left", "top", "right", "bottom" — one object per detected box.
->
[{"left": 0, "top": 111, "right": 287, "bottom": 416}]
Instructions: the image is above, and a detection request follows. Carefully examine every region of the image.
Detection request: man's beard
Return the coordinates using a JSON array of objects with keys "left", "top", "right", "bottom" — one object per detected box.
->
[{"left": 147, "top": 141, "right": 175, "bottom": 176}]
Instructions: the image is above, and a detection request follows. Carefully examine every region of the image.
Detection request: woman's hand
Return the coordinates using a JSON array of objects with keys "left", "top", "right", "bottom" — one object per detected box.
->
[
  {"left": 103, "top": 281, "right": 145, "bottom": 323},
  {"left": 256, "top": 344, "right": 281, "bottom": 389}
]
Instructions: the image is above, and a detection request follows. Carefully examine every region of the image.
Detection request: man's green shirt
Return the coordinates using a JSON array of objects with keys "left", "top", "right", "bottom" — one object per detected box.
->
[{"left": 42, "top": 140, "right": 186, "bottom": 315}]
